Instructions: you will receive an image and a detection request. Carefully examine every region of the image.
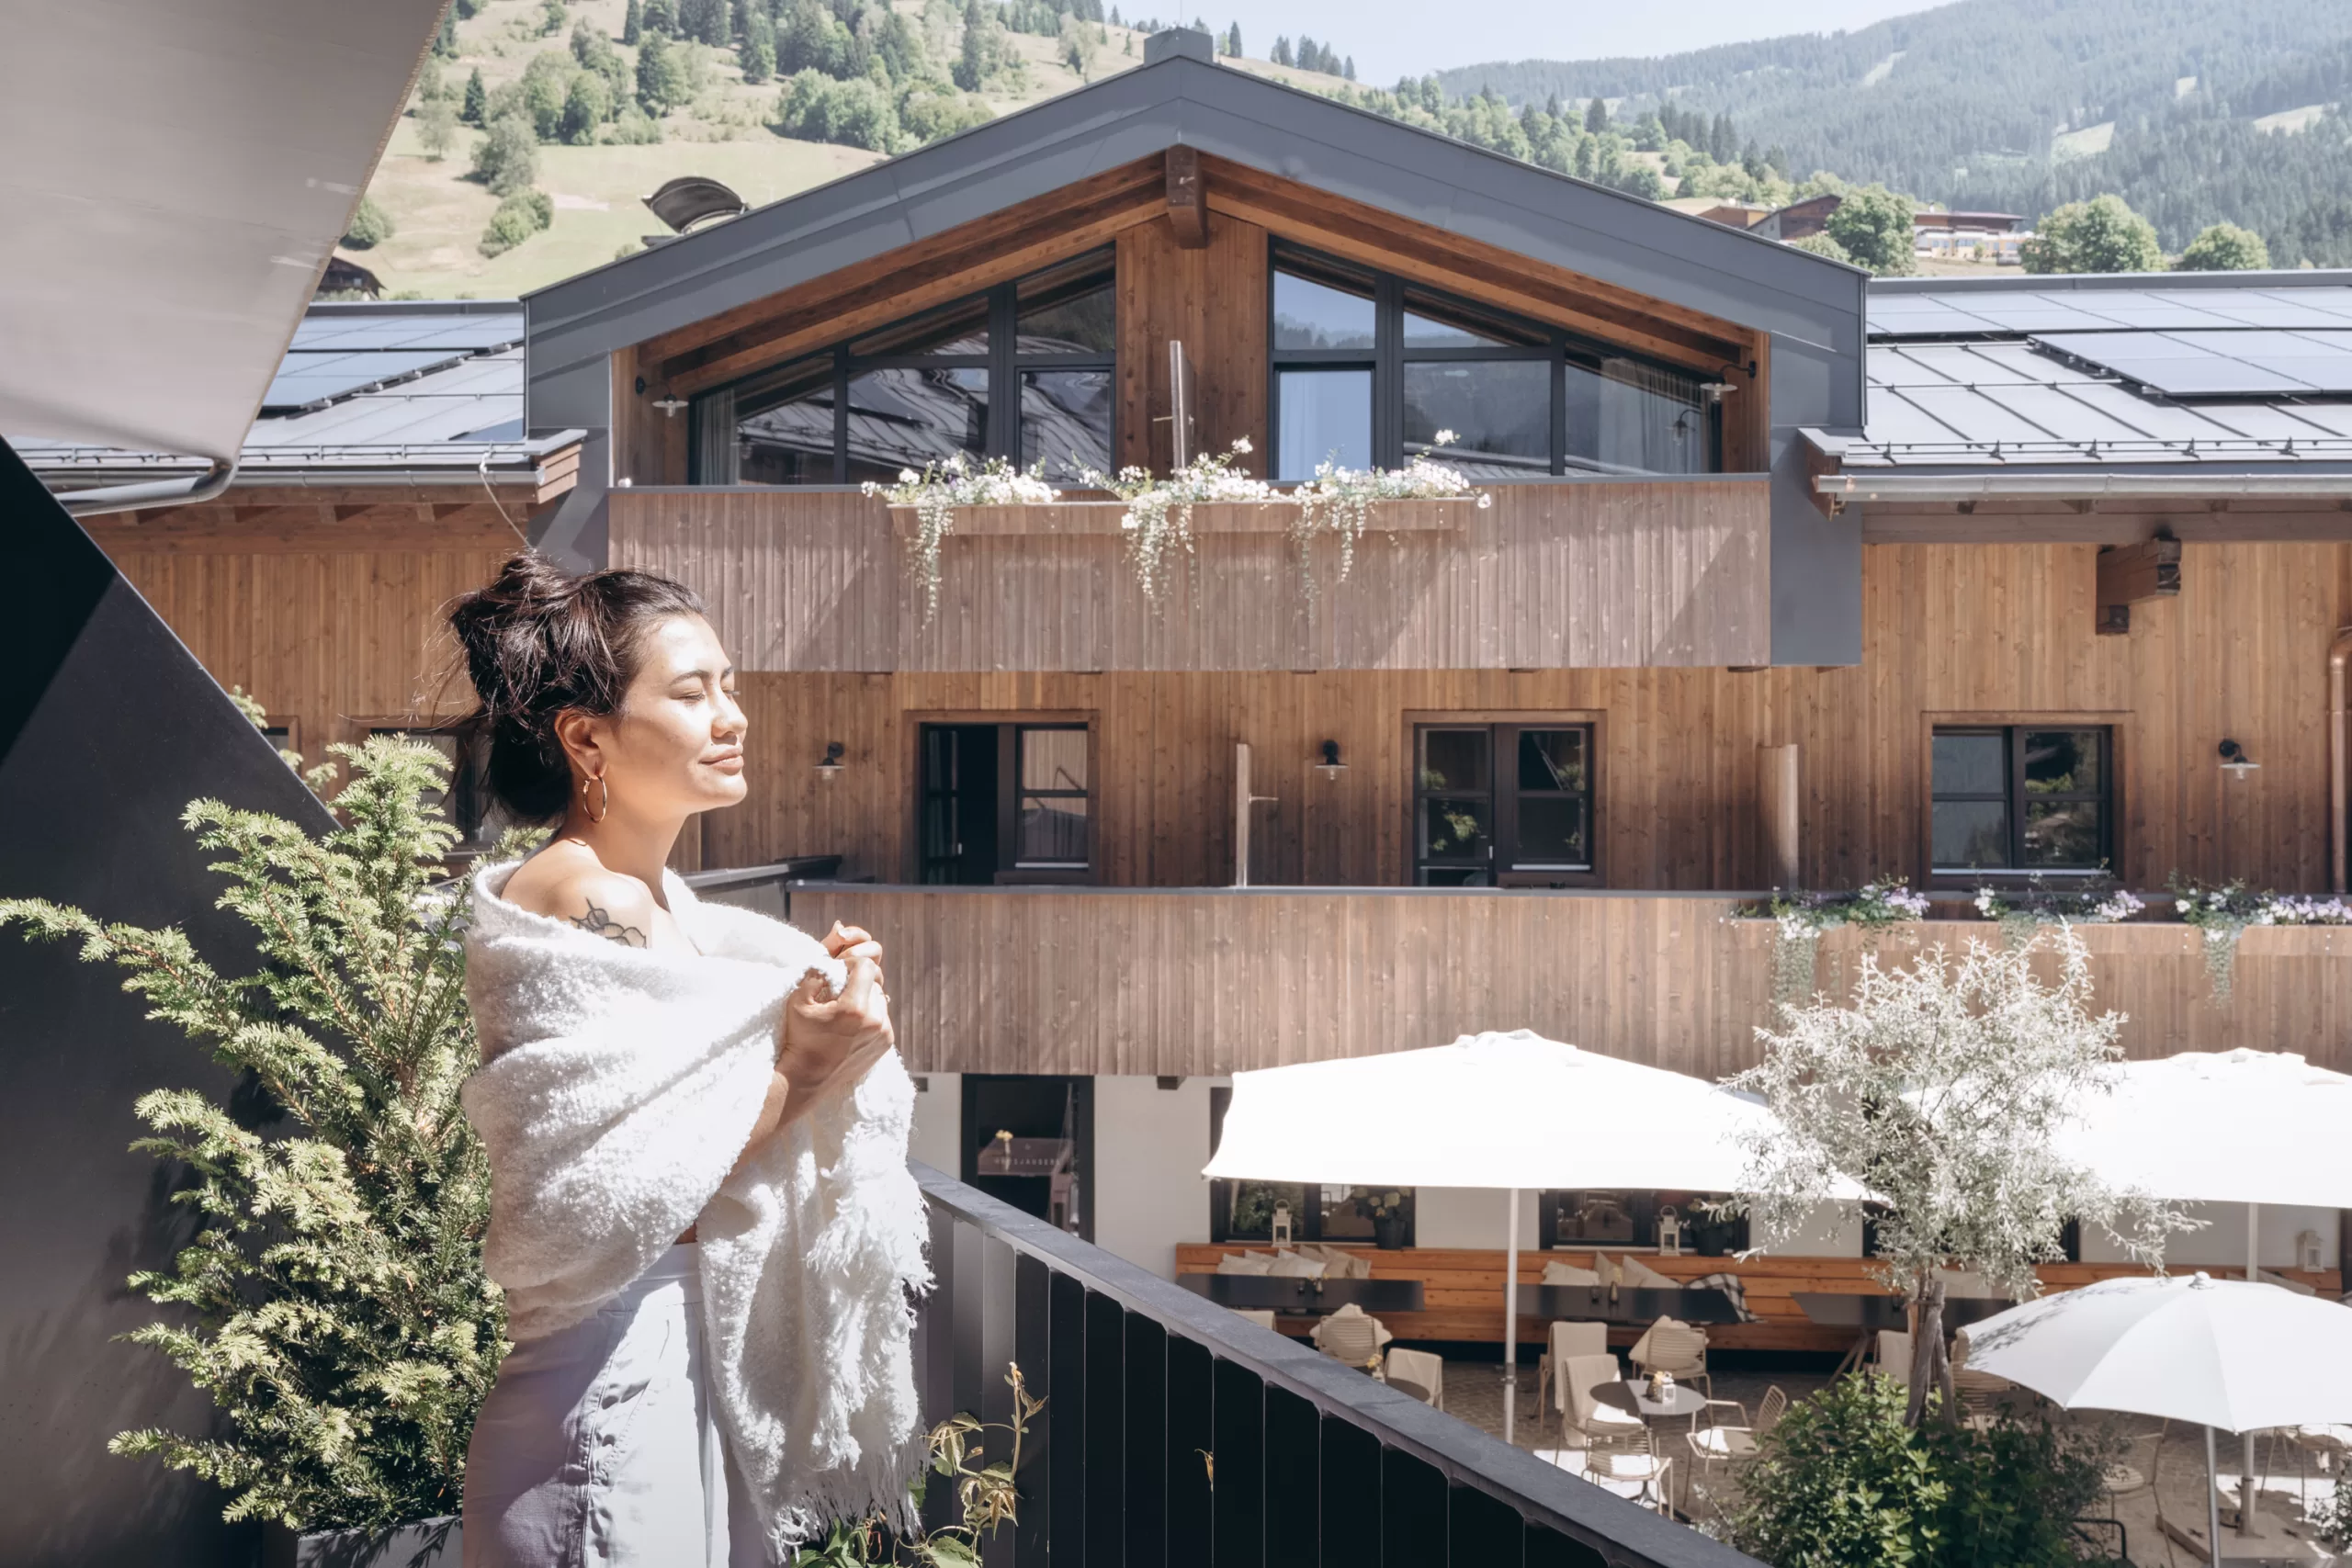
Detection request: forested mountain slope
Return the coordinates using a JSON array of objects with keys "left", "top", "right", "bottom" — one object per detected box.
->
[{"left": 1432, "top": 0, "right": 2352, "bottom": 263}]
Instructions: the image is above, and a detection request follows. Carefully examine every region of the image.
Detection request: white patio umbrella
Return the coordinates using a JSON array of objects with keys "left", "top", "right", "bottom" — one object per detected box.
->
[
  {"left": 1202, "top": 1029, "right": 1807, "bottom": 1439},
  {"left": 2053, "top": 1048, "right": 2352, "bottom": 1528},
  {"left": 1960, "top": 1273, "right": 2352, "bottom": 1568}
]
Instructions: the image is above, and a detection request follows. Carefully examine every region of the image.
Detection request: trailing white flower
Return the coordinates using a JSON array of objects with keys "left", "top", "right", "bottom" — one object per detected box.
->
[
  {"left": 1749, "top": 875, "right": 1930, "bottom": 1002},
  {"left": 1079, "top": 439, "right": 1278, "bottom": 605},
  {"left": 864, "top": 453, "right": 1059, "bottom": 624},
  {"left": 1972, "top": 875, "right": 2144, "bottom": 947},
  {"left": 1289, "top": 430, "right": 1492, "bottom": 591}
]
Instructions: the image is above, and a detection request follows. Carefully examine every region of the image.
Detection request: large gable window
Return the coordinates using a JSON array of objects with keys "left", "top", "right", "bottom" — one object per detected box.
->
[
  {"left": 1269, "top": 243, "right": 1721, "bottom": 482},
  {"left": 693, "top": 252, "right": 1114, "bottom": 485}
]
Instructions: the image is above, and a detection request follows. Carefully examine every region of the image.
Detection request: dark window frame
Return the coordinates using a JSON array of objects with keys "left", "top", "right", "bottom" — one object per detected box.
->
[
  {"left": 692, "top": 249, "right": 1115, "bottom": 484},
  {"left": 1408, "top": 718, "right": 1600, "bottom": 886},
  {"left": 911, "top": 715, "right": 1098, "bottom": 886},
  {"left": 1536, "top": 1190, "right": 1751, "bottom": 1255},
  {"left": 1928, "top": 722, "right": 2117, "bottom": 882},
  {"left": 1266, "top": 240, "right": 1723, "bottom": 480}
]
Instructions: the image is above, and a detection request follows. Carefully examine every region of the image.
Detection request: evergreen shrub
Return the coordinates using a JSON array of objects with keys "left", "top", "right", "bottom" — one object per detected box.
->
[{"left": 481, "top": 191, "right": 556, "bottom": 257}]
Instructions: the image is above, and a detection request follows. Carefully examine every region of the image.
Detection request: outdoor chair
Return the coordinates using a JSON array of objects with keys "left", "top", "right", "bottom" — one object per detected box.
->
[
  {"left": 1629, "top": 1317, "right": 1712, "bottom": 1400},
  {"left": 1232, "top": 1309, "right": 1279, "bottom": 1331},
  {"left": 1952, "top": 1366, "right": 2017, "bottom": 1427},
  {"left": 1872, "top": 1329, "right": 1914, "bottom": 1390},
  {"left": 1560, "top": 1351, "right": 1647, "bottom": 1452},
  {"left": 1535, "top": 1320, "right": 1609, "bottom": 1417},
  {"left": 1381, "top": 1346, "right": 1445, "bottom": 1409},
  {"left": 2288, "top": 1422, "right": 2352, "bottom": 1510},
  {"left": 1684, "top": 1384, "right": 1787, "bottom": 1486},
  {"left": 1312, "top": 1306, "right": 1388, "bottom": 1371}
]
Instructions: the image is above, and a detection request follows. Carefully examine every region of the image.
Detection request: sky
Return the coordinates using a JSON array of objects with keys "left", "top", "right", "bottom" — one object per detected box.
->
[{"left": 1198, "top": 0, "right": 1941, "bottom": 85}]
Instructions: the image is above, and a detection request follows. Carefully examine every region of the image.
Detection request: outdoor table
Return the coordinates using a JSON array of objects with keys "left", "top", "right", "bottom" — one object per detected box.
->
[
  {"left": 1515, "top": 1284, "right": 1744, "bottom": 1326},
  {"left": 1177, "top": 1273, "right": 1425, "bottom": 1316},
  {"left": 1793, "top": 1291, "right": 2015, "bottom": 1375},
  {"left": 1591, "top": 1379, "right": 1711, "bottom": 1515}
]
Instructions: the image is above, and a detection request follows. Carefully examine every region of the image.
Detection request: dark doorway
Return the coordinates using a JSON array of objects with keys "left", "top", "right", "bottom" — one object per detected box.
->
[
  {"left": 961, "top": 1075, "right": 1094, "bottom": 1242},
  {"left": 919, "top": 724, "right": 1001, "bottom": 884}
]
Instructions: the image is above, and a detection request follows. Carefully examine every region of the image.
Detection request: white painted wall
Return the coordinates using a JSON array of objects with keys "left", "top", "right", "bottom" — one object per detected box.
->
[
  {"left": 1091, "top": 1075, "right": 1215, "bottom": 1279},
  {"left": 2079, "top": 1201, "right": 2339, "bottom": 1270},
  {"left": 910, "top": 1071, "right": 961, "bottom": 1178},
  {"left": 1413, "top": 1187, "right": 1539, "bottom": 1249}
]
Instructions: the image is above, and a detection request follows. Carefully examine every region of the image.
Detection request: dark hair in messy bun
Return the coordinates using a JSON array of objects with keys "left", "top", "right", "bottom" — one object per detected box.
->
[{"left": 448, "top": 552, "right": 707, "bottom": 821}]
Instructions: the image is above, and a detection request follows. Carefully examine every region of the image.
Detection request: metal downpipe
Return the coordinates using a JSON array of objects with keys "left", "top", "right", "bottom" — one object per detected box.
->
[{"left": 2332, "top": 628, "right": 2352, "bottom": 895}]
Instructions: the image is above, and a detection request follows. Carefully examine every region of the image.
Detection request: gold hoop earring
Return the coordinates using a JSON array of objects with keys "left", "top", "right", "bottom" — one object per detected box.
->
[{"left": 582, "top": 772, "right": 609, "bottom": 824}]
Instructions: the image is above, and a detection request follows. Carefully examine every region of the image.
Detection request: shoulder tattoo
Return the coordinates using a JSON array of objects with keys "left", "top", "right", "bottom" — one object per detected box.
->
[{"left": 571, "top": 902, "right": 648, "bottom": 948}]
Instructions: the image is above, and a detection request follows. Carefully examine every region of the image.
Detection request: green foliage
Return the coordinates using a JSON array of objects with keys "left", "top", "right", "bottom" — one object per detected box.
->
[
  {"left": 1789, "top": 231, "right": 1855, "bottom": 264},
  {"left": 0, "top": 739, "right": 533, "bottom": 1532},
  {"left": 1729, "top": 1375, "right": 2115, "bottom": 1568},
  {"left": 432, "top": 7, "right": 458, "bottom": 59},
  {"left": 742, "top": 7, "right": 778, "bottom": 84},
  {"left": 540, "top": 0, "right": 569, "bottom": 36},
  {"left": 680, "top": 0, "right": 730, "bottom": 47},
  {"left": 418, "top": 96, "right": 462, "bottom": 161},
  {"left": 560, "top": 73, "right": 614, "bottom": 143},
  {"left": 2316, "top": 1471, "right": 2352, "bottom": 1548},
  {"left": 519, "top": 50, "right": 578, "bottom": 141},
  {"left": 899, "top": 85, "right": 994, "bottom": 143},
  {"left": 612, "top": 105, "right": 665, "bottom": 143},
  {"left": 643, "top": 0, "right": 678, "bottom": 34},
  {"left": 342, "top": 196, "right": 395, "bottom": 251},
  {"left": 2177, "top": 220, "right": 2272, "bottom": 269},
  {"left": 460, "top": 67, "right": 488, "bottom": 126},
  {"left": 1825, "top": 184, "right": 1918, "bottom": 276},
  {"left": 636, "top": 31, "right": 698, "bottom": 113},
  {"left": 1584, "top": 95, "right": 1608, "bottom": 133},
  {"left": 470, "top": 113, "right": 540, "bottom": 197},
  {"left": 415, "top": 57, "right": 446, "bottom": 105},
  {"left": 2024, "top": 194, "right": 2165, "bottom": 273},
  {"left": 480, "top": 190, "right": 556, "bottom": 257},
  {"left": 775, "top": 70, "right": 902, "bottom": 151},
  {"left": 623, "top": 0, "right": 643, "bottom": 44}
]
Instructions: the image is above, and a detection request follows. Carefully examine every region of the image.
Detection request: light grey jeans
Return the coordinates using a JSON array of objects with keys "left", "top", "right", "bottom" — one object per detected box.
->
[{"left": 464, "top": 1245, "right": 767, "bottom": 1568}]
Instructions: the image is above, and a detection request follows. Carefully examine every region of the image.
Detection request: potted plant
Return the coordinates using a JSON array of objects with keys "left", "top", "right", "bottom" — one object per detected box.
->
[
  {"left": 1357, "top": 1190, "right": 1411, "bottom": 1250},
  {"left": 2, "top": 736, "right": 524, "bottom": 1567}
]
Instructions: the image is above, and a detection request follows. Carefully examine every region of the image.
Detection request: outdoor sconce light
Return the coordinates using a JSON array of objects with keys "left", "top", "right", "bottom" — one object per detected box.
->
[
  {"left": 815, "top": 740, "right": 845, "bottom": 780},
  {"left": 2219, "top": 739, "right": 2261, "bottom": 779},
  {"left": 1270, "top": 1201, "right": 1294, "bottom": 1247},
  {"left": 1315, "top": 739, "right": 1347, "bottom": 780},
  {"left": 651, "top": 394, "right": 688, "bottom": 418}
]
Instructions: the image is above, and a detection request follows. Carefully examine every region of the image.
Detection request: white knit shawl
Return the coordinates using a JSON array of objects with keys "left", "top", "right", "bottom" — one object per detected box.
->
[{"left": 459, "top": 860, "right": 932, "bottom": 1558}]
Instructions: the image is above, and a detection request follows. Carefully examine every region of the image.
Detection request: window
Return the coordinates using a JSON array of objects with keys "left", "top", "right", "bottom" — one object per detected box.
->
[
  {"left": 1537, "top": 1190, "right": 1749, "bottom": 1255},
  {"left": 1269, "top": 243, "right": 1722, "bottom": 482},
  {"left": 917, "top": 720, "right": 1093, "bottom": 884},
  {"left": 1413, "top": 722, "right": 1596, "bottom": 886},
  {"left": 694, "top": 252, "right": 1114, "bottom": 485},
  {"left": 1207, "top": 1089, "right": 1416, "bottom": 1244},
  {"left": 1930, "top": 726, "right": 2113, "bottom": 876}
]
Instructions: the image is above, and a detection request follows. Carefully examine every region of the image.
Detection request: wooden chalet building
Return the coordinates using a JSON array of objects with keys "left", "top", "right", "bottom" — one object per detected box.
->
[{"left": 55, "top": 31, "right": 2352, "bottom": 1348}]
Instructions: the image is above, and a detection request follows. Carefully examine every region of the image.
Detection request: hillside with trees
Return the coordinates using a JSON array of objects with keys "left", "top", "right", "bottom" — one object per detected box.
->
[{"left": 1426, "top": 0, "right": 2352, "bottom": 265}]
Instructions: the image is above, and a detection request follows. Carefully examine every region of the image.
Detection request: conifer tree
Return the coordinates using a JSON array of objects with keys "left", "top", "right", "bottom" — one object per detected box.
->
[
  {"left": 461, "top": 67, "right": 488, "bottom": 125},
  {"left": 623, "top": 0, "right": 643, "bottom": 42},
  {"left": 1584, "top": 94, "right": 1608, "bottom": 132},
  {"left": 0, "top": 739, "right": 525, "bottom": 1531},
  {"left": 1224, "top": 21, "right": 1240, "bottom": 56}
]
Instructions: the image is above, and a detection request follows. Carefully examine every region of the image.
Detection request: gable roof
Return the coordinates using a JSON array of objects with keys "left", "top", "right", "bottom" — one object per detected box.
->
[{"left": 525, "top": 32, "right": 1864, "bottom": 428}]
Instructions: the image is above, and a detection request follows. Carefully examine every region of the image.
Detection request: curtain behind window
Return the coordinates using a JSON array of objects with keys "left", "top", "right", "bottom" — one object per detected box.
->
[
  {"left": 693, "top": 383, "right": 737, "bottom": 484},
  {"left": 1599, "top": 358, "right": 1706, "bottom": 475}
]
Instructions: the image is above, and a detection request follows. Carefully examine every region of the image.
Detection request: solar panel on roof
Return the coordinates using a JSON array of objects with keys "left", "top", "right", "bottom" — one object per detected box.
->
[
  {"left": 288, "top": 315, "right": 522, "bottom": 354},
  {"left": 2037, "top": 328, "right": 2352, "bottom": 396},
  {"left": 262, "top": 348, "right": 472, "bottom": 410}
]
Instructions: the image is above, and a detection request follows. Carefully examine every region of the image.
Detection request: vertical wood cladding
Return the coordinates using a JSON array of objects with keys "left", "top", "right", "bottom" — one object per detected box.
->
[
  {"left": 1114, "top": 213, "right": 1269, "bottom": 475},
  {"left": 703, "top": 541, "right": 2352, "bottom": 894}
]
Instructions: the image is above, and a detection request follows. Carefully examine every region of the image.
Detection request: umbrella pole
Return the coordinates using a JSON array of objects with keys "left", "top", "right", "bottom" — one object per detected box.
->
[
  {"left": 1503, "top": 1187, "right": 1520, "bottom": 1446},
  {"left": 2242, "top": 1203, "right": 2260, "bottom": 1537},
  {"left": 2207, "top": 1425, "right": 2223, "bottom": 1568}
]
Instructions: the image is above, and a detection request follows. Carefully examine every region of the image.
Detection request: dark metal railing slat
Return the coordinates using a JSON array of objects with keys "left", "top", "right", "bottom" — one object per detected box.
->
[
  {"left": 1317, "top": 1413, "right": 1382, "bottom": 1567},
  {"left": 1166, "top": 1333, "right": 1216, "bottom": 1564},
  {"left": 1012, "top": 1253, "right": 1053, "bottom": 1565},
  {"left": 1448, "top": 1483, "right": 1528, "bottom": 1565},
  {"left": 1047, "top": 1270, "right": 1089, "bottom": 1556},
  {"left": 1261, "top": 1383, "right": 1319, "bottom": 1564},
  {"left": 1210, "top": 1356, "right": 1265, "bottom": 1568},
  {"left": 1122, "top": 1312, "right": 1170, "bottom": 1568},
  {"left": 978, "top": 1235, "right": 1020, "bottom": 1568},
  {"left": 1083, "top": 1290, "right": 1126, "bottom": 1566},
  {"left": 1383, "top": 1442, "right": 1451, "bottom": 1562}
]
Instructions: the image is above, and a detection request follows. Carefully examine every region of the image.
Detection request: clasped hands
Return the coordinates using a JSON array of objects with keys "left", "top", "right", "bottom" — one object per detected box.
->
[{"left": 775, "top": 921, "right": 894, "bottom": 1116}]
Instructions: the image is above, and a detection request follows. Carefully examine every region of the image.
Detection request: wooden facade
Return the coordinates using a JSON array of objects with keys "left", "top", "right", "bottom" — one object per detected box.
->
[
  {"left": 789, "top": 886, "right": 2352, "bottom": 1077},
  {"left": 607, "top": 478, "right": 1773, "bottom": 674}
]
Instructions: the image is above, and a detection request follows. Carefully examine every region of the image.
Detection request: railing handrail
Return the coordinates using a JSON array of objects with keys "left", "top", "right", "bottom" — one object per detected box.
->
[{"left": 912, "top": 1161, "right": 1763, "bottom": 1568}]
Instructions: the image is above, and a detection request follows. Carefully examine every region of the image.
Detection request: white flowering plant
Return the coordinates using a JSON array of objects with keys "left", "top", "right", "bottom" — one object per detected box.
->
[
  {"left": 1080, "top": 437, "right": 1277, "bottom": 604},
  {"left": 1750, "top": 876, "right": 1931, "bottom": 1001},
  {"left": 1289, "top": 430, "right": 1492, "bottom": 590},
  {"left": 865, "top": 453, "right": 1059, "bottom": 623},
  {"left": 1727, "top": 930, "right": 2191, "bottom": 1427},
  {"left": 1972, "top": 875, "right": 2144, "bottom": 948},
  {"left": 2166, "top": 875, "right": 2352, "bottom": 1003}
]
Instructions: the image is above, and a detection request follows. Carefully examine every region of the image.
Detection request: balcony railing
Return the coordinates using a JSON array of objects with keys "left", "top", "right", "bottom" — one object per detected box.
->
[
  {"left": 684, "top": 876, "right": 2352, "bottom": 1077},
  {"left": 910, "top": 1160, "right": 1762, "bottom": 1567},
  {"left": 612, "top": 474, "right": 1771, "bottom": 672}
]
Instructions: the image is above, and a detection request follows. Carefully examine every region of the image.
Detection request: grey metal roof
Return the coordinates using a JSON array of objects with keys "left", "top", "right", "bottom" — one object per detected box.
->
[
  {"left": 524, "top": 35, "right": 1866, "bottom": 426},
  {"left": 1815, "top": 274, "right": 2352, "bottom": 475},
  {"left": 15, "top": 301, "right": 578, "bottom": 487}
]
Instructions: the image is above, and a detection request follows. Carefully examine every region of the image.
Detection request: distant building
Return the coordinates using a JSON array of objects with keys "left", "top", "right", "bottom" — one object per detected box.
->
[
  {"left": 1757, "top": 194, "right": 2032, "bottom": 263},
  {"left": 1659, "top": 196, "right": 1771, "bottom": 230},
  {"left": 1752, "top": 192, "right": 1844, "bottom": 241}
]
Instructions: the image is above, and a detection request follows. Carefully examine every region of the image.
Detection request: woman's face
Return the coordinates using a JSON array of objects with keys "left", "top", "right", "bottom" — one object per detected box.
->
[{"left": 561, "top": 613, "right": 747, "bottom": 823}]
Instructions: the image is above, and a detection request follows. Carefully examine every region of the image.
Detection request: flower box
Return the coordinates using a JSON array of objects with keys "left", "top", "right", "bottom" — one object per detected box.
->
[
  {"left": 883, "top": 495, "right": 1476, "bottom": 537},
  {"left": 262, "top": 1516, "right": 460, "bottom": 1568}
]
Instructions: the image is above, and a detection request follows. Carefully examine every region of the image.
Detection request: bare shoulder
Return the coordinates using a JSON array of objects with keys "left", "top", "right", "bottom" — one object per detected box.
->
[{"left": 503, "top": 849, "right": 660, "bottom": 950}]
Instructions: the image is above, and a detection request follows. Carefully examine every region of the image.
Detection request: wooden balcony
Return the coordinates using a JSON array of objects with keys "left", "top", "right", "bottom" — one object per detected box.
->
[
  {"left": 609, "top": 474, "right": 1771, "bottom": 672},
  {"left": 774, "top": 884, "right": 2352, "bottom": 1077}
]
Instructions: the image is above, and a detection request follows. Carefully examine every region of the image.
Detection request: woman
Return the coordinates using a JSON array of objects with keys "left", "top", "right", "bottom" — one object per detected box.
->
[{"left": 450, "top": 553, "right": 930, "bottom": 1568}]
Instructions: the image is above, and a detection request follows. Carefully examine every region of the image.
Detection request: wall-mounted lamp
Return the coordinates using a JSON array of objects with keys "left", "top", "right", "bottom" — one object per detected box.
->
[
  {"left": 2219, "top": 739, "right": 2261, "bottom": 779},
  {"left": 651, "top": 394, "right": 688, "bottom": 418},
  {"left": 815, "top": 739, "right": 846, "bottom": 780},
  {"left": 1315, "top": 739, "right": 1347, "bottom": 780}
]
